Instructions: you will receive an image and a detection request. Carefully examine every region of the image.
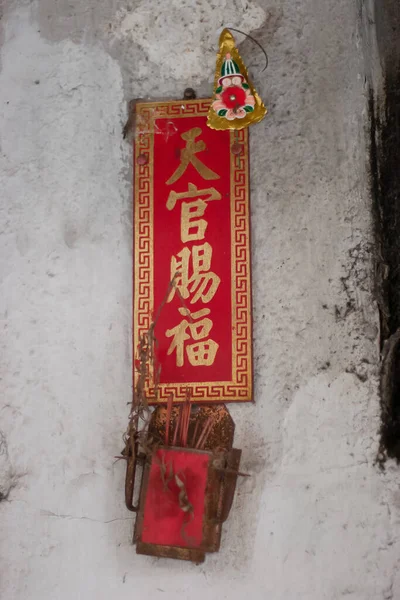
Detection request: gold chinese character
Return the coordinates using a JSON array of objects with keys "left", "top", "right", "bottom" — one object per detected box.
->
[
  {"left": 169, "top": 243, "right": 220, "bottom": 304},
  {"left": 167, "top": 183, "right": 222, "bottom": 242},
  {"left": 166, "top": 128, "right": 220, "bottom": 185},
  {"left": 166, "top": 307, "right": 219, "bottom": 367}
]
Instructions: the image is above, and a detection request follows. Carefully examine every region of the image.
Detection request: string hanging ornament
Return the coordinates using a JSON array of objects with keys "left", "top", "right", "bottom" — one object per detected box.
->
[{"left": 207, "top": 27, "right": 268, "bottom": 131}]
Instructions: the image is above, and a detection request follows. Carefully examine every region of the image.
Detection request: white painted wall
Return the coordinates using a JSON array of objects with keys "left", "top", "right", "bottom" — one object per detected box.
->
[{"left": 1, "top": 1, "right": 399, "bottom": 599}]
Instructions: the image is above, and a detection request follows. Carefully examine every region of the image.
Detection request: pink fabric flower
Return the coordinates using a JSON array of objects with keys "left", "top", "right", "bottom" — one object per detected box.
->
[
  {"left": 212, "top": 93, "right": 226, "bottom": 113},
  {"left": 225, "top": 107, "right": 246, "bottom": 120},
  {"left": 245, "top": 88, "right": 255, "bottom": 107}
]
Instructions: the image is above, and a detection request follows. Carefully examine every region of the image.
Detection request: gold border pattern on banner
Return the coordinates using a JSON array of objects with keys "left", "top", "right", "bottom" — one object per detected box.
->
[{"left": 134, "top": 99, "right": 252, "bottom": 403}]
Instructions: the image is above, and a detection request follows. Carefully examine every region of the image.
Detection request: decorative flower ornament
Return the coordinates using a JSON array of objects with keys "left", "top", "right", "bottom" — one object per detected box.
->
[
  {"left": 207, "top": 29, "right": 267, "bottom": 131},
  {"left": 212, "top": 55, "right": 256, "bottom": 120}
]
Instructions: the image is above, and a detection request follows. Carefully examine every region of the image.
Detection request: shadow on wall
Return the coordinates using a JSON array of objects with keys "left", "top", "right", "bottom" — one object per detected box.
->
[{"left": 369, "top": 0, "right": 400, "bottom": 463}]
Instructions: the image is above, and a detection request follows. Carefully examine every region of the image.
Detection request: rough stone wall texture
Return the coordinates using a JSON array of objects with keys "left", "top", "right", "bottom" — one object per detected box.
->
[{"left": 0, "top": 1, "right": 399, "bottom": 599}]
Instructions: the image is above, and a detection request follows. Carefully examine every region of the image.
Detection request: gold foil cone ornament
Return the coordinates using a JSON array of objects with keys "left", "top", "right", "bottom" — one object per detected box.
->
[{"left": 207, "top": 29, "right": 267, "bottom": 131}]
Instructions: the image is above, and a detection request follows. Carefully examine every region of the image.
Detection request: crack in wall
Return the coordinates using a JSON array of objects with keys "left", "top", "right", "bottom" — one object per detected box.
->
[{"left": 40, "top": 509, "right": 134, "bottom": 524}]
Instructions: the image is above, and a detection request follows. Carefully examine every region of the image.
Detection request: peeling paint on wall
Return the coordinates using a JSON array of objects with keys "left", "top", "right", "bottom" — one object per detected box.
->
[{"left": 108, "top": 1, "right": 266, "bottom": 83}]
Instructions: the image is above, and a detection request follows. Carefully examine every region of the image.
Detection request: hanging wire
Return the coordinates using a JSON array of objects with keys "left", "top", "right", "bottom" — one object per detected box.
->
[{"left": 227, "top": 27, "right": 269, "bottom": 72}]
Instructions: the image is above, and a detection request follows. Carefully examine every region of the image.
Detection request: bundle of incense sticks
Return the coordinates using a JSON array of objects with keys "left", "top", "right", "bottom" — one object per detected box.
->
[{"left": 164, "top": 393, "right": 215, "bottom": 450}]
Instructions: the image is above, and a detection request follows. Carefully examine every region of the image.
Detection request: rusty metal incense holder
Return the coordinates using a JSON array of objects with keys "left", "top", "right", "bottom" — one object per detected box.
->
[{"left": 123, "top": 403, "right": 242, "bottom": 563}]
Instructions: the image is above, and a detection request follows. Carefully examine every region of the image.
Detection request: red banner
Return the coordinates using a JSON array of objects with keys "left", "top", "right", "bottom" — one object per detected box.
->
[{"left": 134, "top": 99, "right": 252, "bottom": 403}]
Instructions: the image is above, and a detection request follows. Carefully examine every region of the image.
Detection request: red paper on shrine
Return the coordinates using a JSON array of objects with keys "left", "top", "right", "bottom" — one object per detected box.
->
[
  {"left": 141, "top": 449, "right": 210, "bottom": 548},
  {"left": 133, "top": 99, "right": 252, "bottom": 403}
]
